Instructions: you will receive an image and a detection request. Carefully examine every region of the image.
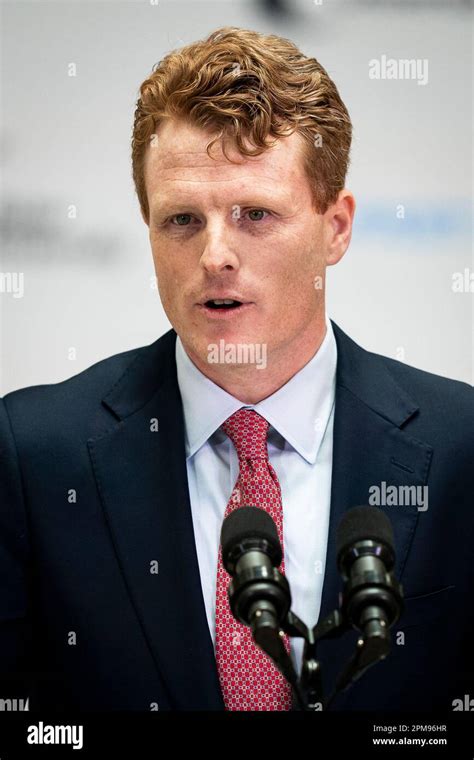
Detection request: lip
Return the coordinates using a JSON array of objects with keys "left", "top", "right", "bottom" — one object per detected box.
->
[
  {"left": 196, "top": 302, "right": 254, "bottom": 319},
  {"left": 199, "top": 295, "right": 248, "bottom": 304}
]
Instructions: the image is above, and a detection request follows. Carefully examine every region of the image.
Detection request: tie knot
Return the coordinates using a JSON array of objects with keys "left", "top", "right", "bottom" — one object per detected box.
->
[{"left": 221, "top": 408, "right": 269, "bottom": 461}]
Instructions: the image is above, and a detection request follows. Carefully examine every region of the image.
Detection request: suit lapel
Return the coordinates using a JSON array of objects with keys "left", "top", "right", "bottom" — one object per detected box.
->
[
  {"left": 87, "top": 329, "right": 224, "bottom": 709},
  {"left": 316, "top": 322, "right": 434, "bottom": 707},
  {"left": 320, "top": 322, "right": 434, "bottom": 622}
]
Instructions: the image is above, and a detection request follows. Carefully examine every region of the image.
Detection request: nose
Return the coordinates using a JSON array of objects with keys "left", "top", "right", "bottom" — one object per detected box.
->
[{"left": 199, "top": 219, "right": 240, "bottom": 274}]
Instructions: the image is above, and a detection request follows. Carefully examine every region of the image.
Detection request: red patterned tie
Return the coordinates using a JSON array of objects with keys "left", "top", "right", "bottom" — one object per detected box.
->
[{"left": 215, "top": 408, "right": 293, "bottom": 710}]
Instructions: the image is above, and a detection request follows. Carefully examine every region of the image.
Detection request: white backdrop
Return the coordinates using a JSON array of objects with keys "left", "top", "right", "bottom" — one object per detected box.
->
[{"left": 1, "top": 0, "right": 472, "bottom": 394}]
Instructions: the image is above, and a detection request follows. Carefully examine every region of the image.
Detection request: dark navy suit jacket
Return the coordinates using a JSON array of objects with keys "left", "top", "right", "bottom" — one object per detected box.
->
[{"left": 1, "top": 322, "right": 473, "bottom": 712}]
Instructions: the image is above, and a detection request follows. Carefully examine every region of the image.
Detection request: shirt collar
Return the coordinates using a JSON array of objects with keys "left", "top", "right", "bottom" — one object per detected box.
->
[{"left": 175, "top": 315, "right": 337, "bottom": 465}]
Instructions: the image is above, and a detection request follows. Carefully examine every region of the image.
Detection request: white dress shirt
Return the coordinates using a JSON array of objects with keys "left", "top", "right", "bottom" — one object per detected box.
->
[{"left": 175, "top": 315, "right": 337, "bottom": 675}]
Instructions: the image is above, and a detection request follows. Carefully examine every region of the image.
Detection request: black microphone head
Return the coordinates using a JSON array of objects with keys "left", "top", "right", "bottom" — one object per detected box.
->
[
  {"left": 221, "top": 506, "right": 282, "bottom": 572},
  {"left": 336, "top": 506, "right": 403, "bottom": 631},
  {"left": 336, "top": 505, "right": 395, "bottom": 563}
]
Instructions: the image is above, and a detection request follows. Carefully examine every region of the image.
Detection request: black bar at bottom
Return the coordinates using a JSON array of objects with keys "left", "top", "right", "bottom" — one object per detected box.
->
[{"left": 0, "top": 710, "right": 473, "bottom": 758}]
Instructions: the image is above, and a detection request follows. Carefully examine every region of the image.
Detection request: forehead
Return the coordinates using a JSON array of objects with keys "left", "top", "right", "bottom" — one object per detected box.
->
[{"left": 144, "top": 118, "right": 308, "bottom": 203}]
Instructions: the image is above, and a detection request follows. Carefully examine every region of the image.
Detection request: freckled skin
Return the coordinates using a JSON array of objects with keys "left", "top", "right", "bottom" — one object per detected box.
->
[{"left": 142, "top": 118, "right": 355, "bottom": 403}]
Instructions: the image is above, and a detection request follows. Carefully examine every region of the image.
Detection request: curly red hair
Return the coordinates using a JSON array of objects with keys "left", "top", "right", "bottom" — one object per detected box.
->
[{"left": 132, "top": 26, "right": 352, "bottom": 222}]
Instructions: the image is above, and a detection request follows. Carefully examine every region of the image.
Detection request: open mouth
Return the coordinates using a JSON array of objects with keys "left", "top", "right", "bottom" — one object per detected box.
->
[
  {"left": 204, "top": 299, "right": 243, "bottom": 310},
  {"left": 199, "top": 298, "right": 252, "bottom": 317}
]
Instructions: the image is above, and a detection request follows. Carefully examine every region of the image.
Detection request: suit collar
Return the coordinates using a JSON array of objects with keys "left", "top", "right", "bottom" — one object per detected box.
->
[
  {"left": 330, "top": 321, "right": 419, "bottom": 428},
  {"left": 100, "top": 330, "right": 175, "bottom": 421}
]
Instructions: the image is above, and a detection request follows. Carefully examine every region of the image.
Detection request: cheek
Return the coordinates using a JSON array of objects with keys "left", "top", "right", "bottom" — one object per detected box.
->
[
  {"left": 150, "top": 253, "right": 175, "bottom": 311},
  {"left": 264, "top": 242, "right": 319, "bottom": 299},
  {"left": 151, "top": 242, "right": 178, "bottom": 286},
  {"left": 151, "top": 245, "right": 195, "bottom": 323}
]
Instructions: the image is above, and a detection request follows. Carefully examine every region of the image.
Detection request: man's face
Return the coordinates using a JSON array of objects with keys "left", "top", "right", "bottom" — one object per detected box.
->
[{"left": 143, "top": 118, "right": 337, "bottom": 373}]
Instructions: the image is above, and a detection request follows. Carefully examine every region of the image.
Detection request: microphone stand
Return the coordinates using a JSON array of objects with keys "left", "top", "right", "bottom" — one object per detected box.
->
[{"left": 255, "top": 606, "right": 394, "bottom": 711}]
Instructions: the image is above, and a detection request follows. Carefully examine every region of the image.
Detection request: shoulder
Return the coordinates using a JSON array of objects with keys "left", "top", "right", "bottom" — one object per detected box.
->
[
  {"left": 0, "top": 330, "right": 176, "bottom": 444},
  {"left": 380, "top": 355, "right": 474, "bottom": 468},
  {"left": 2, "top": 344, "right": 143, "bottom": 420},
  {"left": 332, "top": 320, "right": 473, "bottom": 455},
  {"left": 379, "top": 352, "right": 473, "bottom": 414},
  {"left": 332, "top": 319, "right": 473, "bottom": 409}
]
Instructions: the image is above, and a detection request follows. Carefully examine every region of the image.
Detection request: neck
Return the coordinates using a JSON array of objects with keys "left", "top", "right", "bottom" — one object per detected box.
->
[{"left": 183, "top": 316, "right": 328, "bottom": 404}]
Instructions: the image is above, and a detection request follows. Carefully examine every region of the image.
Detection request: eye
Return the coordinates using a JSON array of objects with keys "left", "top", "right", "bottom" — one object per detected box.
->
[
  {"left": 170, "top": 213, "right": 193, "bottom": 226},
  {"left": 247, "top": 209, "right": 268, "bottom": 222}
]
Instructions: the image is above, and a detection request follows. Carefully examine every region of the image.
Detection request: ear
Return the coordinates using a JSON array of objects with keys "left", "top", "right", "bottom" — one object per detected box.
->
[{"left": 324, "top": 189, "right": 356, "bottom": 266}]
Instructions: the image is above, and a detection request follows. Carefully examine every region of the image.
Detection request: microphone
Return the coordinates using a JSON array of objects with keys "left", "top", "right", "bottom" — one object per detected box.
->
[
  {"left": 336, "top": 506, "right": 403, "bottom": 641},
  {"left": 220, "top": 506, "right": 292, "bottom": 654}
]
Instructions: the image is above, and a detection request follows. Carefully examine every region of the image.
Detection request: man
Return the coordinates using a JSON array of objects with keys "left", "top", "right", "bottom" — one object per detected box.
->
[{"left": 0, "top": 27, "right": 473, "bottom": 712}]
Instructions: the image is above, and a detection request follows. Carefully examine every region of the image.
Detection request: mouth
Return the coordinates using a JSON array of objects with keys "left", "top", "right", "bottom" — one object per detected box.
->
[{"left": 197, "top": 298, "right": 253, "bottom": 318}]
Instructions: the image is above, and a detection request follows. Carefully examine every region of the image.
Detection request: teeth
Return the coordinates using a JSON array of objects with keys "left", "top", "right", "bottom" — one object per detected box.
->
[{"left": 211, "top": 299, "right": 237, "bottom": 305}]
